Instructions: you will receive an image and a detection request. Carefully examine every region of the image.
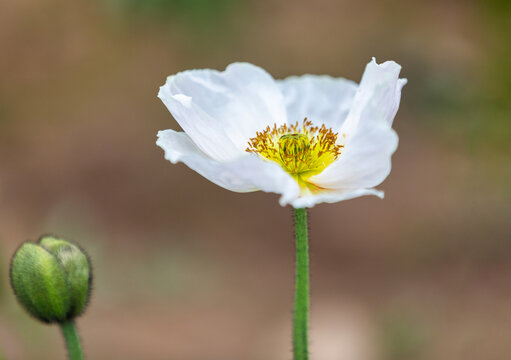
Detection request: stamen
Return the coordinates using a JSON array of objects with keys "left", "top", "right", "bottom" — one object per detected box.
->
[{"left": 246, "top": 118, "right": 344, "bottom": 193}]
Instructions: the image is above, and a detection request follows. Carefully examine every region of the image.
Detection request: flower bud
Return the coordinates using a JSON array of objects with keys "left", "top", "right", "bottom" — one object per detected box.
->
[{"left": 9, "top": 236, "right": 92, "bottom": 323}]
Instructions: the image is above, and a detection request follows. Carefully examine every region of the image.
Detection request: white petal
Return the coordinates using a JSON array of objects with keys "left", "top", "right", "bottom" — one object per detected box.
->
[
  {"left": 341, "top": 58, "right": 407, "bottom": 137},
  {"left": 310, "top": 124, "right": 398, "bottom": 189},
  {"left": 158, "top": 63, "right": 287, "bottom": 162},
  {"left": 290, "top": 188, "right": 384, "bottom": 208},
  {"left": 277, "top": 75, "right": 358, "bottom": 130},
  {"left": 310, "top": 58, "right": 405, "bottom": 190},
  {"left": 156, "top": 129, "right": 300, "bottom": 205}
]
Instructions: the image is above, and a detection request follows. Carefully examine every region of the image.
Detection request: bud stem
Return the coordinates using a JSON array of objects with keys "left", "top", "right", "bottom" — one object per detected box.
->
[
  {"left": 60, "top": 320, "right": 84, "bottom": 360},
  {"left": 293, "top": 208, "right": 309, "bottom": 360}
]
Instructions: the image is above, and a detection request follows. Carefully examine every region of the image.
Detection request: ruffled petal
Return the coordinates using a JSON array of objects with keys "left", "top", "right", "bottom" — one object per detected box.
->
[
  {"left": 341, "top": 58, "right": 407, "bottom": 137},
  {"left": 310, "top": 124, "right": 398, "bottom": 189},
  {"left": 156, "top": 129, "right": 300, "bottom": 205},
  {"left": 277, "top": 75, "right": 358, "bottom": 130},
  {"left": 158, "top": 63, "right": 287, "bottom": 162},
  {"left": 289, "top": 188, "right": 384, "bottom": 208},
  {"left": 310, "top": 58, "right": 405, "bottom": 190}
]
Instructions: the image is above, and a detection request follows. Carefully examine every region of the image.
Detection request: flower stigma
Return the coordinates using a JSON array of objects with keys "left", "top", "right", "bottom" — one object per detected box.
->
[{"left": 247, "top": 119, "right": 344, "bottom": 194}]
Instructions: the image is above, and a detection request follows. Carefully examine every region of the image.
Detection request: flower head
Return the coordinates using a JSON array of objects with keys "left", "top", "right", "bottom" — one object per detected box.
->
[{"left": 157, "top": 59, "right": 406, "bottom": 207}]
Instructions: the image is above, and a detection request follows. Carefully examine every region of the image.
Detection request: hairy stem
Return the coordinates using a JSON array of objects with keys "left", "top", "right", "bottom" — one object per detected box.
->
[
  {"left": 293, "top": 208, "right": 309, "bottom": 360},
  {"left": 60, "top": 320, "right": 84, "bottom": 360}
]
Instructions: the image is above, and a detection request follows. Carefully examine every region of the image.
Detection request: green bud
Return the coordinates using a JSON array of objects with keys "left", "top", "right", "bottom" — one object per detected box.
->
[{"left": 9, "top": 236, "right": 92, "bottom": 323}]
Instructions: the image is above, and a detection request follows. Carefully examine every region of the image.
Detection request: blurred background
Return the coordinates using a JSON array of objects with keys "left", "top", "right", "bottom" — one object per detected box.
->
[{"left": 0, "top": 0, "right": 510, "bottom": 359}]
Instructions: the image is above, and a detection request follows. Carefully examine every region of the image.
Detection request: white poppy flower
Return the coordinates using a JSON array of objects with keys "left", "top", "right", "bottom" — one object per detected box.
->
[{"left": 156, "top": 58, "right": 406, "bottom": 208}]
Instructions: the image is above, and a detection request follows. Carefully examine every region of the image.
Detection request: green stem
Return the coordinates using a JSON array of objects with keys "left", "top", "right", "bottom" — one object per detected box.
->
[
  {"left": 293, "top": 208, "right": 309, "bottom": 360},
  {"left": 60, "top": 320, "right": 84, "bottom": 360}
]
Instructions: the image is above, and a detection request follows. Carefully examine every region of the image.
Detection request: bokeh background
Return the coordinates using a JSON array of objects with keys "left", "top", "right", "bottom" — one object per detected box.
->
[{"left": 1, "top": 0, "right": 510, "bottom": 359}]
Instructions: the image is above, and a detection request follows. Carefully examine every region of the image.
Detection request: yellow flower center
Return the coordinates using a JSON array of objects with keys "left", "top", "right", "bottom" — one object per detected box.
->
[{"left": 246, "top": 119, "right": 344, "bottom": 193}]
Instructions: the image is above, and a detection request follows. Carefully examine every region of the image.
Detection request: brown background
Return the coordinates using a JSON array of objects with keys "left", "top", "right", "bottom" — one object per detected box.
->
[{"left": 0, "top": 0, "right": 510, "bottom": 359}]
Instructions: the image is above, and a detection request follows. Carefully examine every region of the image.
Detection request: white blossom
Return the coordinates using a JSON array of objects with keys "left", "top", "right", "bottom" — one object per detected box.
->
[{"left": 157, "top": 59, "right": 406, "bottom": 208}]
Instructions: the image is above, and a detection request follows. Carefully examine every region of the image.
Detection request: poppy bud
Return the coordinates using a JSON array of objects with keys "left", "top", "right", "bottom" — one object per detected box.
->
[{"left": 9, "top": 236, "right": 92, "bottom": 323}]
